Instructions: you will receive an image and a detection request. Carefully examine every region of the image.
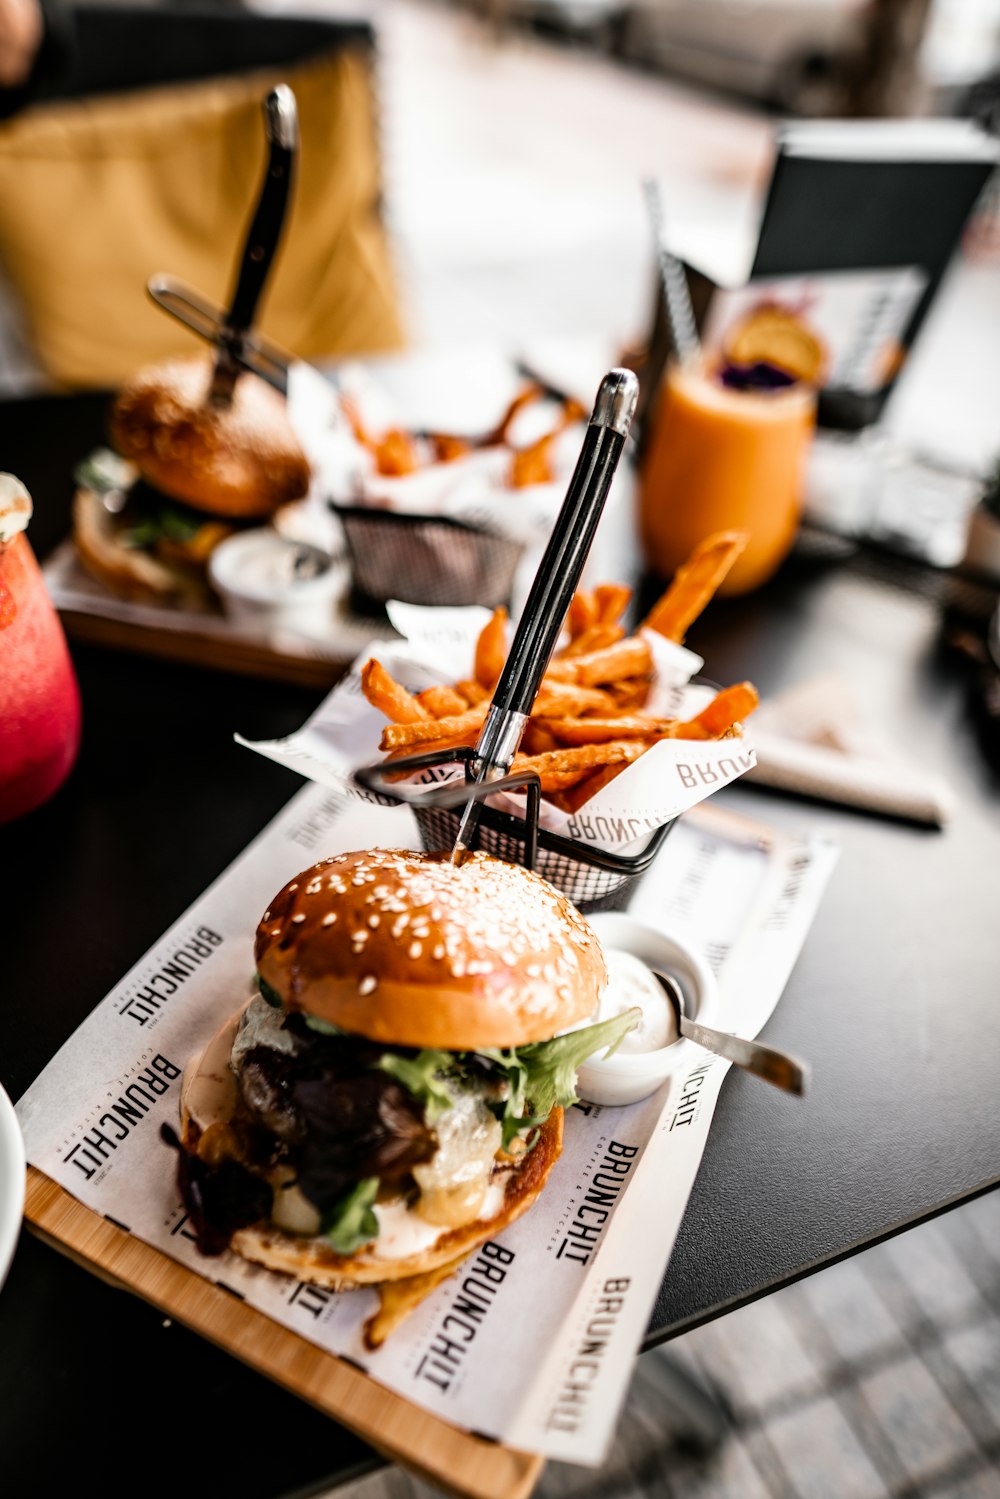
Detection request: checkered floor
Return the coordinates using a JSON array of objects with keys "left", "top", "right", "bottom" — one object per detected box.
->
[{"left": 332, "top": 1192, "right": 1000, "bottom": 1498}]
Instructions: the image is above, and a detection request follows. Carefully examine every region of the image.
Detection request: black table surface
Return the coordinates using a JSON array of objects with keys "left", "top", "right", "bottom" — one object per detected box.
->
[{"left": 3, "top": 390, "right": 999, "bottom": 1495}]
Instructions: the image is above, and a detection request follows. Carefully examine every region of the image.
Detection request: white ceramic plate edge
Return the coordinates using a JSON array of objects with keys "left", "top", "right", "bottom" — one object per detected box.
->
[{"left": 0, "top": 1083, "right": 25, "bottom": 1292}]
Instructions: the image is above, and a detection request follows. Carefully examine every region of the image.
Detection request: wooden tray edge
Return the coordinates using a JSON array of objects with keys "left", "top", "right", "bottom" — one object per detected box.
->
[
  {"left": 59, "top": 608, "right": 350, "bottom": 691},
  {"left": 24, "top": 1167, "right": 544, "bottom": 1499}
]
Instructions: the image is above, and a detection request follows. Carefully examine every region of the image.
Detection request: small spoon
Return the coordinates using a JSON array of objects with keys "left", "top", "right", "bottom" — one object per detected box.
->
[{"left": 652, "top": 968, "right": 809, "bottom": 1097}]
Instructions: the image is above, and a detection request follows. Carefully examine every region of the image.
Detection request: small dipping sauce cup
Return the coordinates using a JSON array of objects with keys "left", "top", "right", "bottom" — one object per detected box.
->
[
  {"left": 208, "top": 529, "right": 340, "bottom": 634},
  {"left": 574, "top": 913, "right": 721, "bottom": 1107}
]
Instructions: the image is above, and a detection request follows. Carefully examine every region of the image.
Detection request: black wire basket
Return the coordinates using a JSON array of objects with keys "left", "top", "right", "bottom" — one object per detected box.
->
[
  {"left": 330, "top": 501, "right": 525, "bottom": 611},
  {"left": 413, "top": 803, "right": 673, "bottom": 912},
  {"left": 354, "top": 747, "right": 675, "bottom": 914}
]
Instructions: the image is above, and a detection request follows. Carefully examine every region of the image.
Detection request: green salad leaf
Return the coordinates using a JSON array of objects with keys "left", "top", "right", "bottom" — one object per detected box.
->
[
  {"left": 302, "top": 1014, "right": 342, "bottom": 1036},
  {"left": 375, "top": 1050, "right": 458, "bottom": 1121},
  {"left": 125, "top": 500, "right": 204, "bottom": 550},
  {"left": 321, "top": 1177, "right": 380, "bottom": 1254},
  {"left": 256, "top": 973, "right": 284, "bottom": 1009},
  {"left": 480, "top": 1009, "right": 640, "bottom": 1148}
]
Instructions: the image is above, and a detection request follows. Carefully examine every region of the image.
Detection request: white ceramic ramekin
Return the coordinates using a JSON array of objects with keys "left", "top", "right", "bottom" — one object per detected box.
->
[
  {"left": 208, "top": 529, "right": 340, "bottom": 633},
  {"left": 575, "top": 912, "right": 721, "bottom": 1107}
]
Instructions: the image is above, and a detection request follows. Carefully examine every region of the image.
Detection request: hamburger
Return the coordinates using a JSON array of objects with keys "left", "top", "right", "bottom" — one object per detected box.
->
[
  {"left": 163, "top": 847, "right": 635, "bottom": 1347},
  {"left": 73, "top": 353, "right": 312, "bottom": 608}
]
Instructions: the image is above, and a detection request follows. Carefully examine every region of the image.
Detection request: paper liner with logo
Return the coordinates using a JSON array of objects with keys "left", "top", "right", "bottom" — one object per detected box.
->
[{"left": 15, "top": 781, "right": 837, "bottom": 1467}]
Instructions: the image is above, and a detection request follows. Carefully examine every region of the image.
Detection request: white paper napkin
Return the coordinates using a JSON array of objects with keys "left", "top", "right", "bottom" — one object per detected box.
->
[{"left": 744, "top": 672, "right": 956, "bottom": 827}]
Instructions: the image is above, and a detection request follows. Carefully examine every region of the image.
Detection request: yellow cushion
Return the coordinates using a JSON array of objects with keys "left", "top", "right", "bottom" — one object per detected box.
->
[{"left": 0, "top": 47, "right": 406, "bottom": 389}]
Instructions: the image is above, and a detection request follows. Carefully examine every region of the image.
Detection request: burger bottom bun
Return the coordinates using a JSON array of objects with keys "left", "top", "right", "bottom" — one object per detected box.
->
[
  {"left": 178, "top": 1008, "right": 564, "bottom": 1289},
  {"left": 108, "top": 355, "right": 312, "bottom": 520},
  {"left": 72, "top": 485, "right": 215, "bottom": 610}
]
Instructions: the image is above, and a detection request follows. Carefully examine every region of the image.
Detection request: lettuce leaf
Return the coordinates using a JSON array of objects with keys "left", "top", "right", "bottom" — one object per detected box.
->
[
  {"left": 374, "top": 1050, "right": 458, "bottom": 1121},
  {"left": 256, "top": 973, "right": 284, "bottom": 1010},
  {"left": 321, "top": 1177, "right": 380, "bottom": 1253},
  {"left": 480, "top": 1008, "right": 640, "bottom": 1147}
]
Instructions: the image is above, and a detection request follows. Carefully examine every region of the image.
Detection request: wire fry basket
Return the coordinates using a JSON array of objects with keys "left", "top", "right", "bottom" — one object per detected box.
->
[
  {"left": 330, "top": 501, "right": 525, "bottom": 611},
  {"left": 413, "top": 801, "right": 674, "bottom": 912},
  {"left": 353, "top": 747, "right": 675, "bottom": 914}
]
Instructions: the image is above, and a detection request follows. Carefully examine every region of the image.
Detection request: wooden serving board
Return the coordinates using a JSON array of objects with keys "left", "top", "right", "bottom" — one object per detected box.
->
[
  {"left": 24, "top": 1166, "right": 545, "bottom": 1499},
  {"left": 44, "top": 536, "right": 401, "bottom": 691}
]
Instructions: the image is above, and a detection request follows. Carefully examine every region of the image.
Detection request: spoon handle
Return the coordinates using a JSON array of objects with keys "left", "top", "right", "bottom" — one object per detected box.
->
[{"left": 678, "top": 1014, "right": 809, "bottom": 1097}]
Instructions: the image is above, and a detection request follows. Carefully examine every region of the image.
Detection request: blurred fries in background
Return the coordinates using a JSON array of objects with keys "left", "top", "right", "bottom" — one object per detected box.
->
[
  {"left": 340, "top": 382, "right": 588, "bottom": 489},
  {"left": 360, "top": 530, "right": 759, "bottom": 811}
]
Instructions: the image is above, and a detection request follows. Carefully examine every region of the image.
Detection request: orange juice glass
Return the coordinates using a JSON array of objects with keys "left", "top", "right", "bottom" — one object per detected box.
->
[{"left": 638, "top": 358, "right": 817, "bottom": 595}]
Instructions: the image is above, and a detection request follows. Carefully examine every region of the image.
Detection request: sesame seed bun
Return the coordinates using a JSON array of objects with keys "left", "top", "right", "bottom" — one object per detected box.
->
[
  {"left": 107, "top": 353, "right": 311, "bottom": 520},
  {"left": 254, "top": 847, "right": 608, "bottom": 1050}
]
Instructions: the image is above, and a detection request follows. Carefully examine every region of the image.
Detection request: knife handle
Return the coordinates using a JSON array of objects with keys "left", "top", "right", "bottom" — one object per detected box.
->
[
  {"left": 474, "top": 368, "right": 638, "bottom": 771},
  {"left": 211, "top": 85, "right": 298, "bottom": 402}
]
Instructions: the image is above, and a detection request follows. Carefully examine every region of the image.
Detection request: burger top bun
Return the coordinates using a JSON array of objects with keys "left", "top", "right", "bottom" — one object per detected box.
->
[
  {"left": 255, "top": 847, "right": 607, "bottom": 1050},
  {"left": 108, "top": 353, "right": 311, "bottom": 519}
]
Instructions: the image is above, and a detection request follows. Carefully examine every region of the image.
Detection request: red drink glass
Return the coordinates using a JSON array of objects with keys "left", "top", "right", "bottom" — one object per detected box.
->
[{"left": 0, "top": 476, "right": 81, "bottom": 824}]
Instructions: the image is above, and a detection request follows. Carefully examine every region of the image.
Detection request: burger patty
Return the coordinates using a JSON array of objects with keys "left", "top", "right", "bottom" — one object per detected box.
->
[{"left": 166, "top": 996, "right": 511, "bottom": 1257}]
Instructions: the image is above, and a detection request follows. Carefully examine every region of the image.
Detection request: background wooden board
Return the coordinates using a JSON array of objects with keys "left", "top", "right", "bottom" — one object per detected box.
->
[
  {"left": 59, "top": 609, "right": 353, "bottom": 691},
  {"left": 24, "top": 1167, "right": 545, "bottom": 1499}
]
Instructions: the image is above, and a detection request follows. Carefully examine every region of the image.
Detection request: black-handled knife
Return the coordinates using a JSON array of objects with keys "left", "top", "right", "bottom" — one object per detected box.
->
[
  {"left": 450, "top": 367, "right": 639, "bottom": 864},
  {"left": 208, "top": 84, "right": 299, "bottom": 407}
]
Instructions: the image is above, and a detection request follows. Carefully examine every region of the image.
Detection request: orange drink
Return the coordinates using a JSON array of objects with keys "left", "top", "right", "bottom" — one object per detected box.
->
[{"left": 638, "top": 358, "right": 817, "bottom": 596}]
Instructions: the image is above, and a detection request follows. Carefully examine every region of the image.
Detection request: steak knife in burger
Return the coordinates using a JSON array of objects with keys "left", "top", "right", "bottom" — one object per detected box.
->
[
  {"left": 73, "top": 86, "right": 313, "bottom": 610},
  {"left": 163, "top": 847, "right": 636, "bottom": 1347},
  {"left": 72, "top": 353, "right": 312, "bottom": 609}
]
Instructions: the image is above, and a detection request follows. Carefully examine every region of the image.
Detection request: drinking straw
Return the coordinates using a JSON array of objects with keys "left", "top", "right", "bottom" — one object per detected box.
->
[{"left": 642, "top": 176, "right": 701, "bottom": 368}]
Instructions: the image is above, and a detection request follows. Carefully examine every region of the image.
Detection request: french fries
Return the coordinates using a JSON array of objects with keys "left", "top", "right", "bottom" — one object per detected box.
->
[
  {"left": 546, "top": 636, "right": 653, "bottom": 687},
  {"left": 379, "top": 703, "right": 489, "bottom": 752},
  {"left": 416, "top": 684, "right": 468, "bottom": 718},
  {"left": 674, "top": 682, "right": 759, "bottom": 740},
  {"left": 640, "top": 530, "right": 747, "bottom": 643},
  {"left": 359, "top": 531, "right": 758, "bottom": 814},
  {"left": 474, "top": 607, "right": 508, "bottom": 689},
  {"left": 360, "top": 659, "right": 429, "bottom": 725},
  {"left": 342, "top": 382, "right": 586, "bottom": 485}
]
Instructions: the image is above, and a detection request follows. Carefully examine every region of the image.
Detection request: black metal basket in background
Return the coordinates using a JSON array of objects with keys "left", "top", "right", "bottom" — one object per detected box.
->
[
  {"left": 330, "top": 501, "right": 525, "bottom": 612},
  {"left": 354, "top": 746, "right": 675, "bottom": 914}
]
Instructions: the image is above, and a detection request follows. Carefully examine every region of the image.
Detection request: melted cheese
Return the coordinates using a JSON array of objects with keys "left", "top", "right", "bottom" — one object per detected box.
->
[
  {"left": 412, "top": 1087, "right": 502, "bottom": 1228},
  {"left": 371, "top": 1182, "right": 506, "bottom": 1262}
]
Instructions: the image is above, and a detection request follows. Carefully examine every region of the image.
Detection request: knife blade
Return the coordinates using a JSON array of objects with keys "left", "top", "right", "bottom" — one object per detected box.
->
[{"left": 146, "top": 274, "right": 295, "bottom": 395}]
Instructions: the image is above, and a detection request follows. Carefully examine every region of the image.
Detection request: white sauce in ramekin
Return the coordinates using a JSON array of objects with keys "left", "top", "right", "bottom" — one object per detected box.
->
[{"left": 594, "top": 948, "right": 678, "bottom": 1054}]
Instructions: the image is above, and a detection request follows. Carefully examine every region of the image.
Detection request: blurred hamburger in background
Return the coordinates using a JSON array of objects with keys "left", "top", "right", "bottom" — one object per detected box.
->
[{"left": 73, "top": 353, "right": 311, "bottom": 608}]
